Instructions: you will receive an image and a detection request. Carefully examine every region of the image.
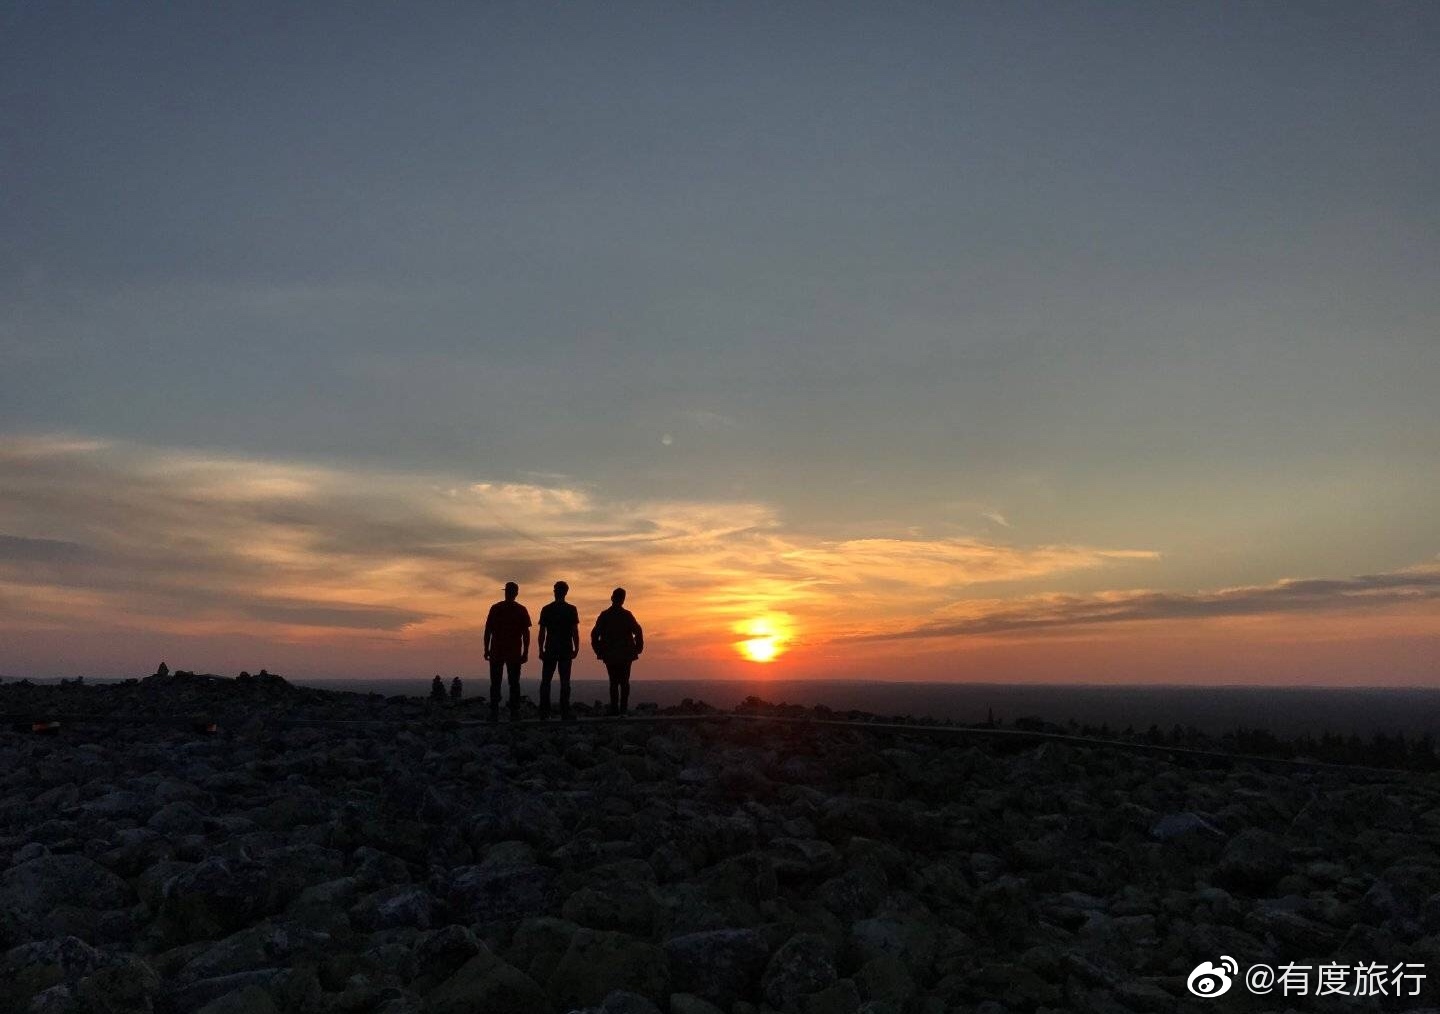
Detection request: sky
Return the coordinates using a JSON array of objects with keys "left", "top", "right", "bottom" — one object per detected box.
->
[{"left": 2, "top": 3, "right": 1437, "bottom": 684}]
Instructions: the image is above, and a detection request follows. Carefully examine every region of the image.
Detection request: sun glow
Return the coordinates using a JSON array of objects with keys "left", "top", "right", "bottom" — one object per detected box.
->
[{"left": 733, "top": 613, "right": 794, "bottom": 664}]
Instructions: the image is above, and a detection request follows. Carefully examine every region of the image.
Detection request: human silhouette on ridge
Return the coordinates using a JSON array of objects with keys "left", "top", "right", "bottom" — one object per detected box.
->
[
  {"left": 591, "top": 587, "right": 643, "bottom": 717},
  {"left": 537, "top": 580, "right": 580, "bottom": 722},
  {"left": 484, "top": 581, "right": 530, "bottom": 722}
]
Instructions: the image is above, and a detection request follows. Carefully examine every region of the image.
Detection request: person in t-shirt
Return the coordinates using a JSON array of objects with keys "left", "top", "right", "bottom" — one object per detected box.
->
[
  {"left": 483, "top": 581, "right": 531, "bottom": 721},
  {"left": 537, "top": 580, "right": 580, "bottom": 722},
  {"left": 590, "top": 587, "right": 643, "bottom": 717}
]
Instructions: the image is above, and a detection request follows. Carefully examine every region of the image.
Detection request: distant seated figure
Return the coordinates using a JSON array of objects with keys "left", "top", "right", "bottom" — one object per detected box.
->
[
  {"left": 590, "top": 587, "right": 643, "bottom": 717},
  {"left": 449, "top": 676, "right": 463, "bottom": 701},
  {"left": 430, "top": 674, "right": 446, "bottom": 701},
  {"left": 154, "top": 662, "right": 170, "bottom": 679}
]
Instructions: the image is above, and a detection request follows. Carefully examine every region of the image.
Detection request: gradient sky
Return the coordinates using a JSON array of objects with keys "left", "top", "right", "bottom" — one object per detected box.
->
[{"left": 2, "top": 3, "right": 1437, "bottom": 684}]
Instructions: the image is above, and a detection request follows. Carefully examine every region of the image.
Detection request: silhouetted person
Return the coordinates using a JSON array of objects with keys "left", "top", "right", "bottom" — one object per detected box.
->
[
  {"left": 591, "top": 587, "right": 643, "bottom": 716},
  {"left": 449, "top": 676, "right": 463, "bottom": 701},
  {"left": 537, "top": 581, "right": 580, "bottom": 721},
  {"left": 484, "top": 581, "right": 531, "bottom": 722},
  {"left": 430, "top": 674, "right": 446, "bottom": 701}
]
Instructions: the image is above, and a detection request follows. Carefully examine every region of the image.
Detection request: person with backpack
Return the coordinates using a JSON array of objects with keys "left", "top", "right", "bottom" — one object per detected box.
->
[{"left": 590, "top": 587, "right": 643, "bottom": 717}]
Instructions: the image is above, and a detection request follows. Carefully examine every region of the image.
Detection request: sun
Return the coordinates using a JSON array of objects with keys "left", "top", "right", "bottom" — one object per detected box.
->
[
  {"left": 732, "top": 613, "right": 793, "bottom": 664},
  {"left": 739, "top": 636, "right": 779, "bottom": 663}
]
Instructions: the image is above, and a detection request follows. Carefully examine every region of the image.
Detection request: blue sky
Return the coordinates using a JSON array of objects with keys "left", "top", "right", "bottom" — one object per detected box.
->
[{"left": 2, "top": 3, "right": 1437, "bottom": 681}]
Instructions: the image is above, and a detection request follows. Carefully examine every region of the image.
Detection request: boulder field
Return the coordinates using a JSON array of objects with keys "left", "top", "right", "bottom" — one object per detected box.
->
[{"left": 2, "top": 678, "right": 1439, "bottom": 1013}]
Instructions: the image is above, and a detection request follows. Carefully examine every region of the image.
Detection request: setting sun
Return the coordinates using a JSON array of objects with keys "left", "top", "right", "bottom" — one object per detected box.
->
[
  {"left": 733, "top": 614, "right": 794, "bottom": 664},
  {"left": 739, "top": 636, "right": 779, "bottom": 663}
]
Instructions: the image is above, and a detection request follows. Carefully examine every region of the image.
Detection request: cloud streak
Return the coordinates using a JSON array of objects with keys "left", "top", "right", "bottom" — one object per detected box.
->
[
  {"left": 852, "top": 565, "right": 1440, "bottom": 641},
  {"left": 0, "top": 434, "right": 1154, "bottom": 667}
]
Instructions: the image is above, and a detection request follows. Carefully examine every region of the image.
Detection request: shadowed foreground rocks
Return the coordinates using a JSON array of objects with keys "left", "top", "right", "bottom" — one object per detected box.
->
[{"left": 3, "top": 678, "right": 1440, "bottom": 1013}]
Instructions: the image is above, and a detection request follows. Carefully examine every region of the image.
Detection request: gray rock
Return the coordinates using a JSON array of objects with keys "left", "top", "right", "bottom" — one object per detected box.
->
[
  {"left": 443, "top": 862, "right": 556, "bottom": 922},
  {"left": 848, "top": 917, "right": 939, "bottom": 974},
  {"left": 668, "top": 994, "right": 727, "bottom": 1014},
  {"left": 156, "top": 857, "right": 283, "bottom": 943},
  {"left": 1148, "top": 813, "right": 1222, "bottom": 841},
  {"left": 194, "top": 985, "right": 279, "bottom": 1014},
  {"left": 427, "top": 949, "right": 548, "bottom": 1014},
  {"left": 83, "top": 791, "right": 151, "bottom": 820},
  {"left": 147, "top": 801, "right": 206, "bottom": 835},
  {"left": 801, "top": 978, "right": 861, "bottom": 1014},
  {"left": 505, "top": 916, "right": 580, "bottom": 986},
  {"left": 75, "top": 954, "right": 162, "bottom": 1014},
  {"left": 1, "top": 855, "right": 133, "bottom": 940},
  {"left": 854, "top": 955, "right": 915, "bottom": 1003},
  {"left": 562, "top": 880, "right": 657, "bottom": 935},
  {"left": 1, "top": 936, "right": 104, "bottom": 1010},
  {"left": 771, "top": 839, "right": 842, "bottom": 880},
  {"left": 548, "top": 930, "right": 669, "bottom": 1010},
  {"left": 154, "top": 779, "right": 206, "bottom": 805},
  {"left": 168, "top": 970, "right": 288, "bottom": 1012},
  {"left": 600, "top": 990, "right": 664, "bottom": 1014},
  {"left": 763, "top": 933, "right": 838, "bottom": 1010},
  {"left": 353, "top": 846, "right": 411, "bottom": 887},
  {"left": 413, "top": 924, "right": 482, "bottom": 989},
  {"left": 350, "top": 884, "right": 438, "bottom": 931},
  {"left": 176, "top": 922, "right": 330, "bottom": 982},
  {"left": 25, "top": 984, "right": 75, "bottom": 1014},
  {"left": 1214, "top": 829, "right": 1289, "bottom": 893},
  {"left": 13, "top": 842, "right": 48, "bottom": 864},
  {"left": 815, "top": 865, "right": 888, "bottom": 922},
  {"left": 664, "top": 928, "right": 769, "bottom": 1009}
]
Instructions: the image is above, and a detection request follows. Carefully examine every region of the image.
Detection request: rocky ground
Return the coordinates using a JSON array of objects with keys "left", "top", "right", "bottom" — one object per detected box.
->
[{"left": 3, "top": 675, "right": 1440, "bottom": 1014}]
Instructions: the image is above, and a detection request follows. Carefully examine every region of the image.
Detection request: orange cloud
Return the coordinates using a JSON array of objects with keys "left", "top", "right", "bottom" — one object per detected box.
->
[{"left": 0, "top": 434, "right": 1156, "bottom": 676}]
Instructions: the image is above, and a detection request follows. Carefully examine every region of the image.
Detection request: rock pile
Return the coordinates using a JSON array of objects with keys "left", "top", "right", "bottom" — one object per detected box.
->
[{"left": 2, "top": 679, "right": 1439, "bottom": 1013}]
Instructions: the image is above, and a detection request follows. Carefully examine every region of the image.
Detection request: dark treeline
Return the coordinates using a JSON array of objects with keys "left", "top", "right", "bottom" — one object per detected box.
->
[{"left": 735, "top": 696, "right": 1440, "bottom": 772}]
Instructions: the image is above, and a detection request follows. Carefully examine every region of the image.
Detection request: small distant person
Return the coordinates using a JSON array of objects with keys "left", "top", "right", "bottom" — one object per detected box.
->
[
  {"left": 430, "top": 674, "right": 446, "bottom": 701},
  {"left": 449, "top": 676, "right": 463, "bottom": 702},
  {"left": 537, "top": 581, "right": 580, "bottom": 722},
  {"left": 484, "top": 581, "right": 531, "bottom": 722},
  {"left": 591, "top": 587, "right": 643, "bottom": 717}
]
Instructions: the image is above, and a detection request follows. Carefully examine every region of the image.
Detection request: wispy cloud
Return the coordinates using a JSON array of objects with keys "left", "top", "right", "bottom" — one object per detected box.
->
[
  {"left": 851, "top": 564, "right": 1440, "bottom": 641},
  {"left": 0, "top": 435, "right": 1155, "bottom": 666}
]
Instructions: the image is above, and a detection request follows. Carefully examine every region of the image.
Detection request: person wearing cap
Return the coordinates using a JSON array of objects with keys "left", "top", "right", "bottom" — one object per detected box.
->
[{"left": 483, "top": 581, "right": 531, "bottom": 722}]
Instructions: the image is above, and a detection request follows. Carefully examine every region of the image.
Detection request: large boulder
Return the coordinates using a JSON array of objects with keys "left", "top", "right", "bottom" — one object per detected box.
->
[
  {"left": 349, "top": 885, "right": 438, "bottom": 931},
  {"left": 548, "top": 929, "right": 669, "bottom": 1009},
  {"left": 505, "top": 916, "right": 580, "bottom": 985},
  {"left": 76, "top": 954, "right": 163, "bottom": 1014},
  {"left": 1214, "top": 829, "right": 1290, "bottom": 894},
  {"left": 664, "top": 928, "right": 769, "bottom": 1009},
  {"left": 763, "top": 933, "right": 839, "bottom": 1010},
  {"left": 0, "top": 936, "right": 105, "bottom": 1010},
  {"left": 0, "top": 856, "right": 134, "bottom": 943},
  {"left": 427, "top": 949, "right": 548, "bottom": 1014},
  {"left": 411, "top": 924, "right": 483, "bottom": 992},
  {"left": 442, "top": 862, "right": 557, "bottom": 922},
  {"left": 155, "top": 857, "right": 284, "bottom": 943}
]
